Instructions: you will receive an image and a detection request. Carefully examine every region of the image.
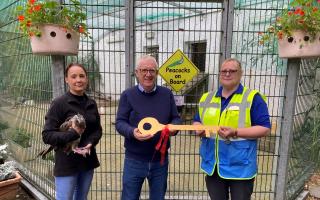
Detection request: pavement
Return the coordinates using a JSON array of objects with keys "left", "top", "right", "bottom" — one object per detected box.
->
[
  {"left": 309, "top": 186, "right": 320, "bottom": 199},
  {"left": 306, "top": 172, "right": 320, "bottom": 200},
  {"left": 15, "top": 169, "right": 320, "bottom": 200}
]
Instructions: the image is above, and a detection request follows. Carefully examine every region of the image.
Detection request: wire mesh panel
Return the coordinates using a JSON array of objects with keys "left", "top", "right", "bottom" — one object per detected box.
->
[
  {"left": 232, "top": 0, "right": 290, "bottom": 199},
  {"left": 232, "top": 1, "right": 320, "bottom": 200},
  {"left": 0, "top": 0, "right": 55, "bottom": 198},
  {"left": 67, "top": 1, "right": 127, "bottom": 199},
  {"left": 286, "top": 59, "right": 320, "bottom": 199},
  {"left": 0, "top": 0, "right": 127, "bottom": 199},
  {"left": 133, "top": 1, "right": 222, "bottom": 199}
]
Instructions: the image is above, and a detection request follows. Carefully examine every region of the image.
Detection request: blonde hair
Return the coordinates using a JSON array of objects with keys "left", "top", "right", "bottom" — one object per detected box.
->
[{"left": 221, "top": 58, "right": 242, "bottom": 70}]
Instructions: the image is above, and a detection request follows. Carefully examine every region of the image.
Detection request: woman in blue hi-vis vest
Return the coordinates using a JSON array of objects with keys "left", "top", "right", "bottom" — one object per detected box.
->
[{"left": 193, "top": 58, "right": 271, "bottom": 200}]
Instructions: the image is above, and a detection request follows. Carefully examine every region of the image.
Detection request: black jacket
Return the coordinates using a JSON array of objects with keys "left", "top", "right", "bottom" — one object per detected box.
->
[{"left": 42, "top": 92, "right": 102, "bottom": 176}]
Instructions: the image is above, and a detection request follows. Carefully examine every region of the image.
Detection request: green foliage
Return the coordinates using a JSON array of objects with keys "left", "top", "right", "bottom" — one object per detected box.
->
[
  {"left": 0, "top": 121, "right": 9, "bottom": 145},
  {"left": 296, "top": 91, "right": 320, "bottom": 169},
  {"left": 0, "top": 121, "right": 9, "bottom": 132},
  {"left": 16, "top": 0, "right": 89, "bottom": 37},
  {"left": 44, "top": 151, "right": 54, "bottom": 162},
  {"left": 259, "top": 0, "right": 320, "bottom": 45},
  {"left": 11, "top": 128, "right": 31, "bottom": 148},
  {"left": 310, "top": 94, "right": 320, "bottom": 168}
]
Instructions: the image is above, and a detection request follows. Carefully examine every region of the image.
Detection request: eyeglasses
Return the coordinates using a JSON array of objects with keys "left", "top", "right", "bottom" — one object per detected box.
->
[
  {"left": 139, "top": 68, "right": 157, "bottom": 75},
  {"left": 220, "top": 69, "right": 238, "bottom": 76}
]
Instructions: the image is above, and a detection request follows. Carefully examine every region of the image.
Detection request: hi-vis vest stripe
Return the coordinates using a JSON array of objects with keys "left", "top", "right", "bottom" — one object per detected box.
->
[{"left": 198, "top": 87, "right": 261, "bottom": 179}]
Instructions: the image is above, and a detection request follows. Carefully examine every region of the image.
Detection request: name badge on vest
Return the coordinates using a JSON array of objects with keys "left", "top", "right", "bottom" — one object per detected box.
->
[{"left": 228, "top": 105, "right": 239, "bottom": 111}]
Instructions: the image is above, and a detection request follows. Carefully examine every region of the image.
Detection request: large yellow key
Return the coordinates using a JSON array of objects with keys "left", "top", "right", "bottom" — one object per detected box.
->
[{"left": 138, "top": 117, "right": 219, "bottom": 138}]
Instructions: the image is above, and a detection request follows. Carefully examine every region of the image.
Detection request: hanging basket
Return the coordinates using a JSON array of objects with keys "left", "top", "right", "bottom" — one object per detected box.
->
[
  {"left": 30, "top": 24, "right": 80, "bottom": 55},
  {"left": 278, "top": 30, "right": 320, "bottom": 58},
  {"left": 0, "top": 172, "right": 22, "bottom": 200}
]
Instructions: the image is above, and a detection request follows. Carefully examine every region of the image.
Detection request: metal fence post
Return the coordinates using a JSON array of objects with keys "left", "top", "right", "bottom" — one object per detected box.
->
[
  {"left": 50, "top": 0, "right": 66, "bottom": 99},
  {"left": 51, "top": 55, "right": 65, "bottom": 99},
  {"left": 275, "top": 58, "right": 301, "bottom": 200},
  {"left": 125, "top": 0, "right": 136, "bottom": 89},
  {"left": 214, "top": 0, "right": 234, "bottom": 92},
  {"left": 220, "top": 0, "right": 234, "bottom": 62}
]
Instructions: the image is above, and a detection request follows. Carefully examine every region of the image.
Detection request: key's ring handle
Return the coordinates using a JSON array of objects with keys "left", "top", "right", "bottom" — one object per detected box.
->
[{"left": 138, "top": 117, "right": 164, "bottom": 135}]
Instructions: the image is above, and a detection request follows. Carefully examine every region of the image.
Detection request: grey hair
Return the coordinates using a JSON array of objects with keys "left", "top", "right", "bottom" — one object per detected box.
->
[
  {"left": 221, "top": 58, "right": 242, "bottom": 69},
  {"left": 136, "top": 55, "right": 158, "bottom": 69}
]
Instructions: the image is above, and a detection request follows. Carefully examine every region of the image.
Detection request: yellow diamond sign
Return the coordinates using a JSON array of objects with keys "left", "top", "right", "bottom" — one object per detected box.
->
[{"left": 159, "top": 49, "right": 199, "bottom": 92}]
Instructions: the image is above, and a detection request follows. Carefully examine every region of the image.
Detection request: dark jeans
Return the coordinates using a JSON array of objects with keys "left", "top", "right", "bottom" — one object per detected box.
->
[
  {"left": 205, "top": 169, "right": 254, "bottom": 200},
  {"left": 121, "top": 157, "right": 169, "bottom": 200}
]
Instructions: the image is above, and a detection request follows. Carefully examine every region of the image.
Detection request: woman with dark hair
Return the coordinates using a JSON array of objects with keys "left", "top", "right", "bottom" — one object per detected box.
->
[{"left": 42, "top": 63, "right": 102, "bottom": 200}]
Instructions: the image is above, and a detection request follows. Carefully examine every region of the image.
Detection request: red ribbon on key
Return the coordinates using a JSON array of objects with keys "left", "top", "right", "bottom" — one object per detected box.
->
[{"left": 155, "top": 125, "right": 170, "bottom": 165}]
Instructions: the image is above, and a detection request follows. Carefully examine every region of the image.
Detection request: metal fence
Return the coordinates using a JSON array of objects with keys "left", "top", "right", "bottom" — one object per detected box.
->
[
  {"left": 285, "top": 59, "right": 320, "bottom": 199},
  {"left": 0, "top": 0, "right": 319, "bottom": 199}
]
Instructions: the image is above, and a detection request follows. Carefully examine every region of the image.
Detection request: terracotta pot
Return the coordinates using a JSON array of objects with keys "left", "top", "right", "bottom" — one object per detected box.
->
[
  {"left": 0, "top": 172, "right": 22, "bottom": 200},
  {"left": 278, "top": 30, "right": 320, "bottom": 58},
  {"left": 30, "top": 24, "right": 80, "bottom": 55}
]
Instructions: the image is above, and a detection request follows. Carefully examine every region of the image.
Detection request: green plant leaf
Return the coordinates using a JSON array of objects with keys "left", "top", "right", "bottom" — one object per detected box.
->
[{"left": 16, "top": 0, "right": 90, "bottom": 37}]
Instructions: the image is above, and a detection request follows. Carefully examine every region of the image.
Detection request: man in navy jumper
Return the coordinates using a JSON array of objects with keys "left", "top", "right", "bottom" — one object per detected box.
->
[{"left": 116, "top": 55, "right": 181, "bottom": 200}]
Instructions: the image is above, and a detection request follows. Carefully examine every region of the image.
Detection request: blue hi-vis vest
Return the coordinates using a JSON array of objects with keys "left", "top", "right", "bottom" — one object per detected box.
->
[{"left": 198, "top": 87, "right": 260, "bottom": 179}]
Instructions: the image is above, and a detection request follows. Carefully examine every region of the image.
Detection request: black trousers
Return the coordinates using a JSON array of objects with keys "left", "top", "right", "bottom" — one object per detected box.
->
[{"left": 205, "top": 169, "right": 255, "bottom": 200}]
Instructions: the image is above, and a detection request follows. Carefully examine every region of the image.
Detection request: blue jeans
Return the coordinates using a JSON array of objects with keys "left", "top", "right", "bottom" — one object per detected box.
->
[
  {"left": 55, "top": 169, "right": 94, "bottom": 200},
  {"left": 122, "top": 157, "right": 169, "bottom": 200}
]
